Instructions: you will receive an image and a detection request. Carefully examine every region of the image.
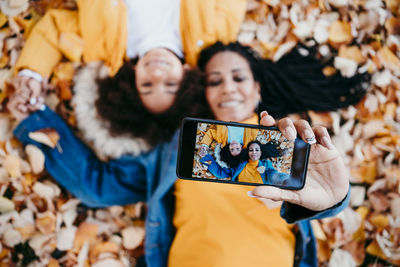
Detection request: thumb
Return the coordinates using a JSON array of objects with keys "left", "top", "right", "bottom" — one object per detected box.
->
[
  {"left": 248, "top": 186, "right": 301, "bottom": 205},
  {"left": 259, "top": 111, "right": 275, "bottom": 126}
]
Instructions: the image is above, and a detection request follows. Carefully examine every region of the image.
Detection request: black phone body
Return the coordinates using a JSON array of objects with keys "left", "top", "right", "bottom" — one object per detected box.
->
[{"left": 177, "top": 117, "right": 310, "bottom": 190}]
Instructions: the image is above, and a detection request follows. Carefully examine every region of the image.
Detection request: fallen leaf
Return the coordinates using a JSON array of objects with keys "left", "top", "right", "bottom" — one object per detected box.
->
[
  {"left": 0, "top": 196, "right": 15, "bottom": 213},
  {"left": 121, "top": 226, "right": 145, "bottom": 250},
  {"left": 28, "top": 129, "right": 60, "bottom": 148},
  {"left": 73, "top": 222, "right": 99, "bottom": 250},
  {"left": 328, "top": 20, "right": 353, "bottom": 46},
  {"left": 35, "top": 211, "right": 56, "bottom": 235},
  {"left": 338, "top": 45, "right": 366, "bottom": 64},
  {"left": 25, "top": 145, "right": 45, "bottom": 174},
  {"left": 3, "top": 154, "right": 21, "bottom": 178}
]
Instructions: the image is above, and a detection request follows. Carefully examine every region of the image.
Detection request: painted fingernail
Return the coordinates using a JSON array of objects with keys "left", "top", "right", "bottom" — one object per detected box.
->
[
  {"left": 285, "top": 127, "right": 296, "bottom": 140},
  {"left": 260, "top": 111, "right": 268, "bottom": 118},
  {"left": 322, "top": 136, "right": 335, "bottom": 150},
  {"left": 304, "top": 129, "right": 316, "bottom": 144},
  {"left": 29, "top": 97, "right": 37, "bottom": 105},
  {"left": 247, "top": 191, "right": 257, "bottom": 198}
]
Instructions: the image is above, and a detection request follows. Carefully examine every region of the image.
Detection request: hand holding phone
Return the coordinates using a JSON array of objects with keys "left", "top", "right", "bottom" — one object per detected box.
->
[
  {"left": 249, "top": 113, "right": 350, "bottom": 212},
  {"left": 177, "top": 117, "right": 310, "bottom": 189}
]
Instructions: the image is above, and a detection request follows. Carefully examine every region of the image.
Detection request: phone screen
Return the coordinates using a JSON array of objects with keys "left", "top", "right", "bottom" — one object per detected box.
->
[{"left": 177, "top": 118, "right": 310, "bottom": 189}]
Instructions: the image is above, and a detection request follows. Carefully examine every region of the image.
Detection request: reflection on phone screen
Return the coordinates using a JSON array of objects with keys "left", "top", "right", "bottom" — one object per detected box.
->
[{"left": 192, "top": 122, "right": 300, "bottom": 187}]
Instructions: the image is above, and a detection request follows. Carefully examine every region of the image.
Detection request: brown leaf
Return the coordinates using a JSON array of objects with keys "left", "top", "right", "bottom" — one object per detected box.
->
[
  {"left": 368, "top": 191, "right": 390, "bottom": 212},
  {"left": 73, "top": 222, "right": 99, "bottom": 250},
  {"left": 385, "top": 17, "right": 400, "bottom": 36},
  {"left": 36, "top": 211, "right": 56, "bottom": 234},
  {"left": 28, "top": 128, "right": 60, "bottom": 148},
  {"left": 342, "top": 240, "right": 366, "bottom": 266},
  {"left": 328, "top": 21, "right": 353, "bottom": 46},
  {"left": 350, "top": 161, "right": 377, "bottom": 184},
  {"left": 339, "top": 45, "right": 366, "bottom": 64},
  {"left": 377, "top": 47, "right": 400, "bottom": 74},
  {"left": 89, "top": 241, "right": 119, "bottom": 262}
]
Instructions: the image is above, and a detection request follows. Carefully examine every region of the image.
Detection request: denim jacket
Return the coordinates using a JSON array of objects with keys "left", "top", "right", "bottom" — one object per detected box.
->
[
  {"left": 200, "top": 154, "right": 289, "bottom": 184},
  {"left": 14, "top": 107, "right": 350, "bottom": 267}
]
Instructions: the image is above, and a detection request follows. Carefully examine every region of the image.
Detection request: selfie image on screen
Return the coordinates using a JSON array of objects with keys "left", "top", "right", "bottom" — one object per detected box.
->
[{"left": 193, "top": 123, "right": 296, "bottom": 186}]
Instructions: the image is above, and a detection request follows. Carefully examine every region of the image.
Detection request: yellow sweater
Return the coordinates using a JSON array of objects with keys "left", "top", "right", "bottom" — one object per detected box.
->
[
  {"left": 170, "top": 114, "right": 295, "bottom": 267},
  {"left": 15, "top": 0, "right": 246, "bottom": 77}
]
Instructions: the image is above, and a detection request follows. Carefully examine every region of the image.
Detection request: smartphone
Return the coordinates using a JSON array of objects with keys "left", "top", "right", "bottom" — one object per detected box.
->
[{"left": 177, "top": 117, "right": 310, "bottom": 189}]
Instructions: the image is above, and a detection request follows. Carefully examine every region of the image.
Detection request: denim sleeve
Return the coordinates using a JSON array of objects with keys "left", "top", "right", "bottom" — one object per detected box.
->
[
  {"left": 200, "top": 154, "right": 231, "bottom": 178},
  {"left": 13, "top": 107, "right": 147, "bottom": 207},
  {"left": 280, "top": 187, "right": 351, "bottom": 224}
]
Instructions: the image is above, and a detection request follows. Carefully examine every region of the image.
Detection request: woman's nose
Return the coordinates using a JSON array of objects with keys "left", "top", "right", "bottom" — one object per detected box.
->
[{"left": 221, "top": 78, "right": 236, "bottom": 93}]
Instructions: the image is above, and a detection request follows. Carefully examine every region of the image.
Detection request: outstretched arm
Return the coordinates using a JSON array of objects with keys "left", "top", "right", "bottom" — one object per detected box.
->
[
  {"left": 14, "top": 107, "right": 149, "bottom": 207},
  {"left": 200, "top": 154, "right": 232, "bottom": 179},
  {"left": 249, "top": 111, "right": 350, "bottom": 221}
]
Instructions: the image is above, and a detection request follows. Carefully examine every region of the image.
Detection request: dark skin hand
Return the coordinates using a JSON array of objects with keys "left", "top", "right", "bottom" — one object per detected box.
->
[{"left": 248, "top": 111, "right": 349, "bottom": 212}]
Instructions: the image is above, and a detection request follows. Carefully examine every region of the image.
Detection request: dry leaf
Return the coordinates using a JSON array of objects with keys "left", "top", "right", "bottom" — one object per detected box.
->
[
  {"left": 35, "top": 211, "right": 56, "bottom": 235},
  {"left": 121, "top": 226, "right": 145, "bottom": 250},
  {"left": 25, "top": 145, "right": 45, "bottom": 174},
  {"left": 338, "top": 45, "right": 365, "bottom": 64},
  {"left": 0, "top": 196, "right": 15, "bottom": 213},
  {"left": 73, "top": 222, "right": 99, "bottom": 250},
  {"left": 328, "top": 20, "right": 353, "bottom": 46},
  {"left": 28, "top": 129, "right": 60, "bottom": 148},
  {"left": 3, "top": 154, "right": 21, "bottom": 178},
  {"left": 377, "top": 47, "right": 400, "bottom": 75}
]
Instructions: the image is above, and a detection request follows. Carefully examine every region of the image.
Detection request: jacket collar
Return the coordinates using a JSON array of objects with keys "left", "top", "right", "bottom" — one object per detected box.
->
[{"left": 72, "top": 62, "right": 151, "bottom": 160}]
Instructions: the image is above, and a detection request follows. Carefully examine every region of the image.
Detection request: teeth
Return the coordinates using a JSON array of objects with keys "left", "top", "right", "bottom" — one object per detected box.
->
[{"left": 220, "top": 100, "right": 240, "bottom": 107}]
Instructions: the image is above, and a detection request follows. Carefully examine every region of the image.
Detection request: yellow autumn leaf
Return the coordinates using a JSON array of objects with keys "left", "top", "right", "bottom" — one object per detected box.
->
[
  {"left": 366, "top": 240, "right": 387, "bottom": 260},
  {"left": 328, "top": 21, "right": 353, "bottom": 45},
  {"left": 3, "top": 154, "right": 21, "bottom": 178},
  {"left": 369, "top": 214, "right": 389, "bottom": 231},
  {"left": 377, "top": 47, "right": 400, "bottom": 73},
  {"left": 0, "top": 12, "right": 7, "bottom": 28},
  {"left": 338, "top": 45, "right": 365, "bottom": 64}
]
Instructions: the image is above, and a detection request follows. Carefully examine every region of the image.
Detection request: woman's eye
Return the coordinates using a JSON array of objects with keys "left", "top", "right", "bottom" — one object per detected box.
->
[
  {"left": 206, "top": 80, "right": 221, "bottom": 86},
  {"left": 166, "top": 82, "right": 178, "bottom": 87},
  {"left": 141, "top": 82, "right": 152, "bottom": 87},
  {"left": 233, "top": 76, "right": 246, "bottom": 82}
]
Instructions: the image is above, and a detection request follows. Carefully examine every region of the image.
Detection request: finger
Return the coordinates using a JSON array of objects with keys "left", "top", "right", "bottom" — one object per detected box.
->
[
  {"left": 259, "top": 110, "right": 275, "bottom": 127},
  {"left": 277, "top": 118, "right": 296, "bottom": 140},
  {"left": 293, "top": 120, "right": 316, "bottom": 144},
  {"left": 312, "top": 126, "right": 335, "bottom": 150},
  {"left": 28, "top": 79, "right": 42, "bottom": 98},
  {"left": 249, "top": 186, "right": 302, "bottom": 205}
]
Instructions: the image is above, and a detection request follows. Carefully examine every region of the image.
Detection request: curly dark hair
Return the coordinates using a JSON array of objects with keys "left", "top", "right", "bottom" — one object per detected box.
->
[
  {"left": 197, "top": 41, "right": 369, "bottom": 119},
  {"left": 219, "top": 143, "right": 248, "bottom": 168},
  {"left": 245, "top": 140, "right": 281, "bottom": 161},
  {"left": 95, "top": 60, "right": 212, "bottom": 146}
]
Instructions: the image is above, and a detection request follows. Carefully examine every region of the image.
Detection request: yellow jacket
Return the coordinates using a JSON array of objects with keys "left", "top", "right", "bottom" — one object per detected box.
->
[{"left": 15, "top": 0, "right": 246, "bottom": 77}]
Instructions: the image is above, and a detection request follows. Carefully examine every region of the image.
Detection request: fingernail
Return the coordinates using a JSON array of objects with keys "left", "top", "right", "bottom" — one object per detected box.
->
[
  {"left": 29, "top": 97, "right": 37, "bottom": 105},
  {"left": 260, "top": 111, "right": 268, "bottom": 118},
  {"left": 247, "top": 191, "right": 257, "bottom": 198},
  {"left": 304, "top": 129, "right": 316, "bottom": 144},
  {"left": 322, "top": 136, "right": 335, "bottom": 150},
  {"left": 285, "top": 127, "right": 296, "bottom": 140}
]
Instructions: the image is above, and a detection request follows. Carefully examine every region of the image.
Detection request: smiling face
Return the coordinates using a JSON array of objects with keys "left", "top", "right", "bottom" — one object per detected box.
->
[
  {"left": 135, "top": 48, "right": 184, "bottom": 114},
  {"left": 204, "top": 51, "right": 260, "bottom": 122},
  {"left": 248, "top": 143, "right": 261, "bottom": 161},
  {"left": 229, "top": 141, "right": 242, "bottom": 156}
]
